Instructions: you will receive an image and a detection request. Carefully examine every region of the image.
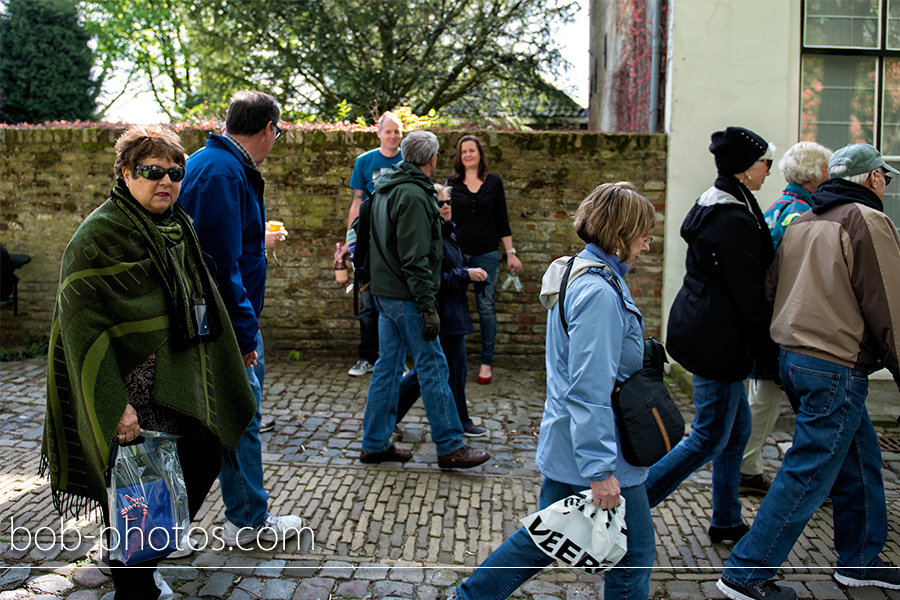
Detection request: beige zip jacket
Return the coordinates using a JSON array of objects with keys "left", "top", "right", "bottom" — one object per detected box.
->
[{"left": 767, "top": 178, "right": 900, "bottom": 389}]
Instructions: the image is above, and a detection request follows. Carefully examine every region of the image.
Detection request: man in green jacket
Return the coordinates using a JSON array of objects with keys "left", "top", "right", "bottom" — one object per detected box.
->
[{"left": 360, "top": 130, "right": 490, "bottom": 470}]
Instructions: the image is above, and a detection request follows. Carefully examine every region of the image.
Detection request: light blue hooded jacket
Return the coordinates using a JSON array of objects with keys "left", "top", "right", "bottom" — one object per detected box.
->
[{"left": 535, "top": 243, "right": 648, "bottom": 489}]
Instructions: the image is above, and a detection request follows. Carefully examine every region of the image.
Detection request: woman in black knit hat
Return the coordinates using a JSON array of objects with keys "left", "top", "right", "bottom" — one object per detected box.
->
[{"left": 646, "top": 126, "right": 780, "bottom": 545}]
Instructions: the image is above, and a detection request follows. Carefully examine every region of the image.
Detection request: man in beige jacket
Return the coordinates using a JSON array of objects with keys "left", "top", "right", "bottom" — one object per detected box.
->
[{"left": 718, "top": 143, "right": 900, "bottom": 600}]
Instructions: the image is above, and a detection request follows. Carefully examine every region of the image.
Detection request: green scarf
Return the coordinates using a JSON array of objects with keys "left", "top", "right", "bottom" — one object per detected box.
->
[{"left": 41, "top": 183, "right": 257, "bottom": 518}]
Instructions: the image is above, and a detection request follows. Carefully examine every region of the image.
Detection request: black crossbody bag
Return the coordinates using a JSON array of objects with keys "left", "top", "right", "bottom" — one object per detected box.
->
[{"left": 558, "top": 256, "right": 684, "bottom": 467}]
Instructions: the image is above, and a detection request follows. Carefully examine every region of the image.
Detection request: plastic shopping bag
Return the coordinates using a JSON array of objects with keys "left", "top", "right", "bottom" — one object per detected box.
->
[
  {"left": 519, "top": 490, "right": 627, "bottom": 573},
  {"left": 106, "top": 431, "right": 189, "bottom": 565}
]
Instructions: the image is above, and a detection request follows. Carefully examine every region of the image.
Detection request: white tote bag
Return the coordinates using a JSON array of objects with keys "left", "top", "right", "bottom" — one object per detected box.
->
[{"left": 519, "top": 490, "right": 627, "bottom": 573}]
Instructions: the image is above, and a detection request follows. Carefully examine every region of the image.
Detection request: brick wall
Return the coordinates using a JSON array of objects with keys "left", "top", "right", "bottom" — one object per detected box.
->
[{"left": 0, "top": 126, "right": 666, "bottom": 364}]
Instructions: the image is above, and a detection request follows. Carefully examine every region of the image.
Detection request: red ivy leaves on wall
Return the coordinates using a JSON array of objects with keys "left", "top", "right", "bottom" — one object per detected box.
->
[{"left": 612, "top": 0, "right": 667, "bottom": 133}]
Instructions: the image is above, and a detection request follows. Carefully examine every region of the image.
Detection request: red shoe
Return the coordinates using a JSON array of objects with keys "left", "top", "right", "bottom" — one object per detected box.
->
[{"left": 477, "top": 366, "right": 492, "bottom": 385}]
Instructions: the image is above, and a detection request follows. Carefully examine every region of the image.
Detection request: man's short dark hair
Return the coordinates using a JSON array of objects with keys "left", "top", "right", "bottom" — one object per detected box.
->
[{"left": 225, "top": 91, "right": 281, "bottom": 136}]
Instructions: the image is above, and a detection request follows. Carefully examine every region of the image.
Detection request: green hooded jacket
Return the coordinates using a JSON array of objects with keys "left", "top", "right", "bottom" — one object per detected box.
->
[{"left": 369, "top": 162, "right": 442, "bottom": 311}]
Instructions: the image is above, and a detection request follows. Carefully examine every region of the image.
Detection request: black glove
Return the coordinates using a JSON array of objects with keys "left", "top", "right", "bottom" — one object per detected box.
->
[{"left": 422, "top": 308, "right": 440, "bottom": 341}]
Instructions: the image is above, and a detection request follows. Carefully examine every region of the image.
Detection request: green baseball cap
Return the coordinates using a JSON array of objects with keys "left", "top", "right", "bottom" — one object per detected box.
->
[{"left": 828, "top": 143, "right": 899, "bottom": 178}]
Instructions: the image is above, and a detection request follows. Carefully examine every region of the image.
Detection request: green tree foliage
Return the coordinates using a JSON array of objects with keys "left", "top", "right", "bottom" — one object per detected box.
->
[
  {"left": 0, "top": 0, "right": 98, "bottom": 123},
  {"left": 84, "top": 0, "right": 575, "bottom": 122}
]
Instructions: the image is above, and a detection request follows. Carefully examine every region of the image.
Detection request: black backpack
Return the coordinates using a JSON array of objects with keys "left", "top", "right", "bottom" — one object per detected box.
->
[{"left": 349, "top": 191, "right": 373, "bottom": 316}]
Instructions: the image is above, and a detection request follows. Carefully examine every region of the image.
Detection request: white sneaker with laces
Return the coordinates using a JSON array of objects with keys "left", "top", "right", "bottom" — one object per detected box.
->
[
  {"left": 258, "top": 513, "right": 304, "bottom": 543},
  {"left": 348, "top": 359, "right": 375, "bottom": 376},
  {"left": 222, "top": 514, "right": 305, "bottom": 547}
]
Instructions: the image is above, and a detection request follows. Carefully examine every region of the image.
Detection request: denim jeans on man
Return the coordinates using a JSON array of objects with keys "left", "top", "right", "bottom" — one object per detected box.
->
[
  {"left": 455, "top": 478, "right": 655, "bottom": 600},
  {"left": 219, "top": 331, "right": 269, "bottom": 528},
  {"left": 357, "top": 290, "right": 379, "bottom": 364},
  {"left": 362, "top": 297, "right": 466, "bottom": 456},
  {"left": 722, "top": 349, "right": 888, "bottom": 587},
  {"left": 464, "top": 250, "right": 499, "bottom": 366},
  {"left": 395, "top": 333, "right": 471, "bottom": 429},
  {"left": 645, "top": 375, "right": 750, "bottom": 529}
]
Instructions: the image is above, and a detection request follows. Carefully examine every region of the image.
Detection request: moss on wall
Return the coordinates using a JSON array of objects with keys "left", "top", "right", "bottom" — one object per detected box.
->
[{"left": 0, "top": 126, "right": 666, "bottom": 364}]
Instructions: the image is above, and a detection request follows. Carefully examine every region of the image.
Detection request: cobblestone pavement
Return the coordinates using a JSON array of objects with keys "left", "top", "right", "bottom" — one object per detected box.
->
[{"left": 2, "top": 356, "right": 900, "bottom": 599}]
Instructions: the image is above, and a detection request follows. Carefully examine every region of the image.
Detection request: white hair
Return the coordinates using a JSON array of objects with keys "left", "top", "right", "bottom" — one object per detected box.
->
[
  {"left": 843, "top": 171, "right": 872, "bottom": 185},
  {"left": 779, "top": 141, "right": 833, "bottom": 186}
]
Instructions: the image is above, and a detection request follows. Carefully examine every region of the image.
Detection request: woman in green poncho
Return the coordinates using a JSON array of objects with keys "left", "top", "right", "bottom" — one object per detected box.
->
[{"left": 41, "top": 125, "right": 256, "bottom": 599}]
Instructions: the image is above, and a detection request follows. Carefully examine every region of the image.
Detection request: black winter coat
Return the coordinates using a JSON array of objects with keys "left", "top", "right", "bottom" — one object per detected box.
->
[{"left": 666, "top": 176, "right": 778, "bottom": 382}]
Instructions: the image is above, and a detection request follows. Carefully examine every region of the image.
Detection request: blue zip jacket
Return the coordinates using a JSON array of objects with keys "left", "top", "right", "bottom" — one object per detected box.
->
[
  {"left": 178, "top": 134, "right": 266, "bottom": 354},
  {"left": 536, "top": 244, "right": 648, "bottom": 489},
  {"left": 763, "top": 183, "right": 813, "bottom": 252}
]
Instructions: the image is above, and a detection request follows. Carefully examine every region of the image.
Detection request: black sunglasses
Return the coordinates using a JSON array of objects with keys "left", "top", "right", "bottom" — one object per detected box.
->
[
  {"left": 882, "top": 169, "right": 893, "bottom": 186},
  {"left": 759, "top": 159, "right": 773, "bottom": 171},
  {"left": 273, "top": 123, "right": 283, "bottom": 140},
  {"left": 134, "top": 165, "right": 185, "bottom": 182},
  {"left": 438, "top": 200, "right": 450, "bottom": 207}
]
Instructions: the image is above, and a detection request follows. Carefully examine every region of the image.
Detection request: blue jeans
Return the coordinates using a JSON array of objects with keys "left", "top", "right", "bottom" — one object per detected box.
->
[
  {"left": 722, "top": 350, "right": 887, "bottom": 587},
  {"left": 362, "top": 297, "right": 465, "bottom": 456},
  {"left": 218, "top": 331, "right": 269, "bottom": 528},
  {"left": 396, "top": 333, "right": 472, "bottom": 429},
  {"left": 358, "top": 290, "right": 379, "bottom": 363},
  {"left": 645, "top": 375, "right": 750, "bottom": 529},
  {"left": 456, "top": 478, "right": 655, "bottom": 600},
  {"left": 465, "top": 251, "right": 500, "bottom": 366}
]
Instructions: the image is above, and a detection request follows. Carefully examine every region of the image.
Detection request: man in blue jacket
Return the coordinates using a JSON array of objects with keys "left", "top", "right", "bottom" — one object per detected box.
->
[{"left": 179, "top": 90, "right": 302, "bottom": 548}]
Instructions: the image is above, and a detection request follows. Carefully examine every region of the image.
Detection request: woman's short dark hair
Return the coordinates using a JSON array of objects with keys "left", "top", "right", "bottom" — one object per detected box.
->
[
  {"left": 451, "top": 135, "right": 489, "bottom": 182},
  {"left": 113, "top": 125, "right": 185, "bottom": 180},
  {"left": 225, "top": 90, "right": 281, "bottom": 136},
  {"left": 574, "top": 182, "right": 656, "bottom": 255}
]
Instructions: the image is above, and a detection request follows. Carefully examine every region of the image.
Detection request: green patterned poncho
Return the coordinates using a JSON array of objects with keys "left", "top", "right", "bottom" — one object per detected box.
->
[{"left": 41, "top": 182, "right": 257, "bottom": 518}]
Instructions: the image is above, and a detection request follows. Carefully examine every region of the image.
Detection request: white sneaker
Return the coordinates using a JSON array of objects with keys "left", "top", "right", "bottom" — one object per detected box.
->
[
  {"left": 154, "top": 569, "right": 174, "bottom": 600},
  {"left": 348, "top": 359, "right": 375, "bottom": 376},
  {"left": 222, "top": 514, "right": 304, "bottom": 546},
  {"left": 258, "top": 513, "right": 304, "bottom": 543}
]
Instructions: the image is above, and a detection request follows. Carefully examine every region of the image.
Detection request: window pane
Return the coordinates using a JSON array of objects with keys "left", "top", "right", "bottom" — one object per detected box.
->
[
  {"left": 805, "top": 0, "right": 880, "bottom": 48},
  {"left": 890, "top": 0, "right": 900, "bottom": 48},
  {"left": 881, "top": 159, "right": 900, "bottom": 227},
  {"left": 883, "top": 59, "right": 900, "bottom": 154},
  {"left": 801, "top": 55, "right": 876, "bottom": 150}
]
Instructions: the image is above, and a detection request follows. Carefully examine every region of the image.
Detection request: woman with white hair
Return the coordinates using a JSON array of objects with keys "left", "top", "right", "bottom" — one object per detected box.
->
[
  {"left": 739, "top": 141, "right": 832, "bottom": 497},
  {"left": 764, "top": 141, "right": 833, "bottom": 249}
]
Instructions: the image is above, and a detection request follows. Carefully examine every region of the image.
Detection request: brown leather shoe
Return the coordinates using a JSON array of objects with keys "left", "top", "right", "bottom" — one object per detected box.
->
[
  {"left": 437, "top": 445, "right": 490, "bottom": 469},
  {"left": 359, "top": 444, "right": 413, "bottom": 464}
]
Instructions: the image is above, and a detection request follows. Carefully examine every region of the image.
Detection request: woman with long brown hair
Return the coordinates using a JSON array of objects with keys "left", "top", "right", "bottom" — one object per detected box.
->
[{"left": 445, "top": 135, "right": 522, "bottom": 387}]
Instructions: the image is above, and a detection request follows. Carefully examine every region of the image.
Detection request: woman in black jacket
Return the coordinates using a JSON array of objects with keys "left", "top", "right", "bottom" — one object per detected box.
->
[
  {"left": 446, "top": 135, "right": 523, "bottom": 385},
  {"left": 395, "top": 184, "right": 489, "bottom": 436},
  {"left": 648, "top": 126, "right": 779, "bottom": 544}
]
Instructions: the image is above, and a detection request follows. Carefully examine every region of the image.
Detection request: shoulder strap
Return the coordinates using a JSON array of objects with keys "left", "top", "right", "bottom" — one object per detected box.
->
[
  {"left": 558, "top": 256, "right": 626, "bottom": 337},
  {"left": 559, "top": 256, "right": 576, "bottom": 335}
]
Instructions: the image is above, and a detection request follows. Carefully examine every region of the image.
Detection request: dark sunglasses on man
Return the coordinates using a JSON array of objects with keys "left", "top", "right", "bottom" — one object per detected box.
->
[{"left": 134, "top": 165, "right": 186, "bottom": 182}]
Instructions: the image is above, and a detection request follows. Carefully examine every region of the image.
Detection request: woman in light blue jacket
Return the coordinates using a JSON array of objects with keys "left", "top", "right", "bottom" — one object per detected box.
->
[{"left": 449, "top": 182, "right": 657, "bottom": 600}]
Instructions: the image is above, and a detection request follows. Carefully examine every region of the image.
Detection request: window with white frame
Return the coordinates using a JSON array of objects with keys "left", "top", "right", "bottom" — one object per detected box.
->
[{"left": 802, "top": 0, "right": 900, "bottom": 222}]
